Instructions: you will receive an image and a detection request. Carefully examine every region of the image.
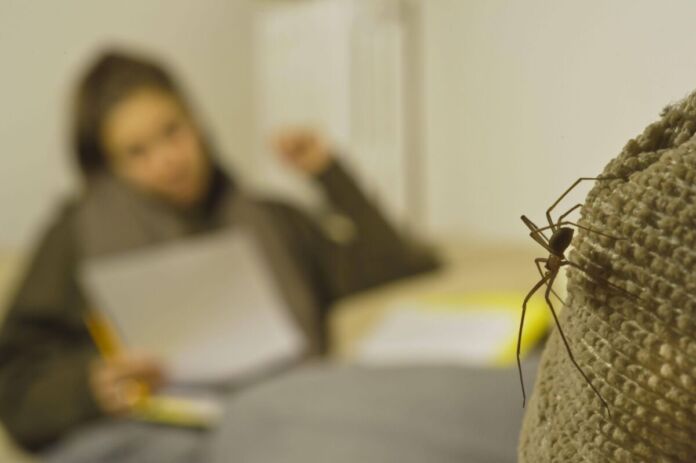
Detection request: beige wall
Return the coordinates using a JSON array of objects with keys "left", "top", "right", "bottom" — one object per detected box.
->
[
  {"left": 4, "top": 0, "right": 696, "bottom": 250},
  {"left": 422, "top": 0, "right": 696, "bottom": 242},
  {"left": 0, "top": 0, "right": 253, "bottom": 249}
]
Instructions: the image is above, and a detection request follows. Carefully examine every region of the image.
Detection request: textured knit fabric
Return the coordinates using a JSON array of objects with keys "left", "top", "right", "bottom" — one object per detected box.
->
[{"left": 519, "top": 93, "right": 696, "bottom": 462}]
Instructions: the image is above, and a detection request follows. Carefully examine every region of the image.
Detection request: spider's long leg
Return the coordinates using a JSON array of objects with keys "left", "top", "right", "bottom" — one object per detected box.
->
[
  {"left": 521, "top": 215, "right": 553, "bottom": 253},
  {"left": 543, "top": 272, "right": 611, "bottom": 414},
  {"left": 557, "top": 203, "right": 582, "bottom": 225},
  {"left": 518, "top": 272, "right": 551, "bottom": 408},
  {"left": 535, "top": 258, "right": 565, "bottom": 305},
  {"left": 558, "top": 221, "right": 624, "bottom": 241},
  {"left": 521, "top": 215, "right": 549, "bottom": 242},
  {"left": 546, "top": 176, "right": 624, "bottom": 231},
  {"left": 529, "top": 232, "right": 553, "bottom": 254},
  {"left": 562, "top": 260, "right": 637, "bottom": 300},
  {"left": 529, "top": 220, "right": 623, "bottom": 241}
]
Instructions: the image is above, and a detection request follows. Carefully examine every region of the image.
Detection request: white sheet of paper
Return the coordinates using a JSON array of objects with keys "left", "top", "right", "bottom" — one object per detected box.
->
[
  {"left": 356, "top": 302, "right": 516, "bottom": 365},
  {"left": 80, "top": 230, "right": 306, "bottom": 386}
]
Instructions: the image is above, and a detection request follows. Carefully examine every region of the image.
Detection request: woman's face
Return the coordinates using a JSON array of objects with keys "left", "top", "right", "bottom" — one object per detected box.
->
[{"left": 102, "top": 88, "right": 211, "bottom": 207}]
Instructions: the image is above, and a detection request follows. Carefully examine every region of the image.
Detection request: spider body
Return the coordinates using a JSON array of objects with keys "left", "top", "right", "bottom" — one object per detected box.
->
[
  {"left": 543, "top": 253, "right": 563, "bottom": 274},
  {"left": 547, "top": 226, "right": 573, "bottom": 256},
  {"left": 517, "top": 177, "right": 627, "bottom": 415}
]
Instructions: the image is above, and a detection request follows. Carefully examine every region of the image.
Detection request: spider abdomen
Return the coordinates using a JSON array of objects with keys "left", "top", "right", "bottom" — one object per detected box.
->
[{"left": 549, "top": 227, "right": 574, "bottom": 255}]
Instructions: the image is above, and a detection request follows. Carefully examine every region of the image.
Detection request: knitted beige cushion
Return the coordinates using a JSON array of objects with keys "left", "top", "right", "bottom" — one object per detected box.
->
[{"left": 518, "top": 93, "right": 696, "bottom": 462}]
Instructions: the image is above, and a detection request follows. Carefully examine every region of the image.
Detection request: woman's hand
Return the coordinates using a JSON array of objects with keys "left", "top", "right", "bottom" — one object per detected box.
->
[
  {"left": 272, "top": 128, "right": 333, "bottom": 176},
  {"left": 89, "top": 353, "right": 164, "bottom": 416}
]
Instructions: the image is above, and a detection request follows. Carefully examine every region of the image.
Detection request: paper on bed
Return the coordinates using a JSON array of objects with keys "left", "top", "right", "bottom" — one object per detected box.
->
[
  {"left": 80, "top": 229, "right": 306, "bottom": 386},
  {"left": 355, "top": 292, "right": 550, "bottom": 366}
]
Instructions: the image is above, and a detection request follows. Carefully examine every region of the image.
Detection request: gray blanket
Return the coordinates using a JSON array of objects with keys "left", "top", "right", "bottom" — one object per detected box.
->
[{"left": 43, "top": 360, "right": 538, "bottom": 463}]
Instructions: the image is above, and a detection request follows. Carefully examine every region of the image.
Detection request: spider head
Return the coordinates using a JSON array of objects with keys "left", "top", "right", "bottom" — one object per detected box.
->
[{"left": 549, "top": 226, "right": 574, "bottom": 256}]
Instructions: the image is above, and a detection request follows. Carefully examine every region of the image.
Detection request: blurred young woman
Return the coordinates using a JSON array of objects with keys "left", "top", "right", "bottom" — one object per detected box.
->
[{"left": 0, "top": 50, "right": 438, "bottom": 457}]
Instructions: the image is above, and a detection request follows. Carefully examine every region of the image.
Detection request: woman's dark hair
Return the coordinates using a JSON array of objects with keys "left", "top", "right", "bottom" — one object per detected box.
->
[{"left": 72, "top": 49, "right": 192, "bottom": 178}]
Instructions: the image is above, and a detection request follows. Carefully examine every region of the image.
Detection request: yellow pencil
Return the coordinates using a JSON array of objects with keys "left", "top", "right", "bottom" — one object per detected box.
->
[
  {"left": 84, "top": 310, "right": 121, "bottom": 358},
  {"left": 84, "top": 310, "right": 150, "bottom": 406},
  {"left": 85, "top": 311, "right": 220, "bottom": 428}
]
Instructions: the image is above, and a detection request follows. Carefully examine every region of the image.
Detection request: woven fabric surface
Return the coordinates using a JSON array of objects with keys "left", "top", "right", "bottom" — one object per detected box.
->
[{"left": 518, "top": 93, "right": 696, "bottom": 462}]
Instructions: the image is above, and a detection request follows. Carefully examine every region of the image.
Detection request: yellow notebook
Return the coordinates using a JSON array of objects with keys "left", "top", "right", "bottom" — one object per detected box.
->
[
  {"left": 356, "top": 291, "right": 552, "bottom": 367},
  {"left": 130, "top": 394, "right": 222, "bottom": 428}
]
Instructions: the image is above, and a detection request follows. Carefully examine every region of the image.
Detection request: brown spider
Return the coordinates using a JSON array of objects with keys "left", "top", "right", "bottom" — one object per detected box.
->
[{"left": 518, "top": 176, "right": 628, "bottom": 415}]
